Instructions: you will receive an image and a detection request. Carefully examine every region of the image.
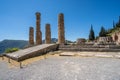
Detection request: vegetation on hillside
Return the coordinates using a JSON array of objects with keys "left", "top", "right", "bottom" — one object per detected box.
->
[
  {"left": 107, "top": 16, "right": 120, "bottom": 35},
  {"left": 5, "top": 48, "right": 19, "bottom": 53},
  {"left": 88, "top": 16, "right": 120, "bottom": 41},
  {"left": 0, "top": 40, "right": 28, "bottom": 54}
]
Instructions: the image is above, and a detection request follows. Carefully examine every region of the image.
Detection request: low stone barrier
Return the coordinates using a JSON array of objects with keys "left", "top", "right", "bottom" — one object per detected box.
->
[
  {"left": 5, "top": 44, "right": 58, "bottom": 62},
  {"left": 59, "top": 44, "right": 120, "bottom": 52}
]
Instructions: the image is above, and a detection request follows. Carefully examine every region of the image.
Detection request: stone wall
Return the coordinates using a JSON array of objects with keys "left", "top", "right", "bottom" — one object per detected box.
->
[
  {"left": 98, "top": 37, "right": 113, "bottom": 43},
  {"left": 76, "top": 38, "right": 86, "bottom": 44},
  {"left": 58, "top": 44, "right": 120, "bottom": 52}
]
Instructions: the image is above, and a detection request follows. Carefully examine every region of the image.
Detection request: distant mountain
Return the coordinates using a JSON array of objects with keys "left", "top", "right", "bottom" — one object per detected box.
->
[
  {"left": 0, "top": 38, "right": 73, "bottom": 54},
  {"left": 42, "top": 38, "right": 73, "bottom": 43},
  {"left": 0, "top": 39, "right": 28, "bottom": 54},
  {"left": 42, "top": 38, "right": 58, "bottom": 43},
  {"left": 0, "top": 38, "right": 58, "bottom": 54}
]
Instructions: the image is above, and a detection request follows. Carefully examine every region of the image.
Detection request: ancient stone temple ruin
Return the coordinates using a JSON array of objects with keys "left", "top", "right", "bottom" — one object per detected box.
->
[
  {"left": 45, "top": 24, "right": 51, "bottom": 44},
  {"left": 29, "top": 27, "right": 34, "bottom": 45},
  {"left": 36, "top": 12, "right": 42, "bottom": 45},
  {"left": 58, "top": 13, "right": 65, "bottom": 44},
  {"left": 29, "top": 12, "right": 66, "bottom": 45}
]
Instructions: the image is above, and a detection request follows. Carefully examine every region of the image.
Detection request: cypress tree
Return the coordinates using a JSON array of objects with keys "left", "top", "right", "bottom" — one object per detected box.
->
[
  {"left": 99, "top": 26, "right": 107, "bottom": 37},
  {"left": 116, "top": 16, "right": 120, "bottom": 28},
  {"left": 118, "top": 16, "right": 120, "bottom": 27},
  {"left": 113, "top": 20, "right": 116, "bottom": 28},
  {"left": 89, "top": 25, "right": 95, "bottom": 41}
]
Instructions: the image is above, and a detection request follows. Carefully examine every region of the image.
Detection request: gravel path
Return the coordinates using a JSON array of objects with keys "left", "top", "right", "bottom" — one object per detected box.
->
[{"left": 1, "top": 56, "right": 120, "bottom": 80}]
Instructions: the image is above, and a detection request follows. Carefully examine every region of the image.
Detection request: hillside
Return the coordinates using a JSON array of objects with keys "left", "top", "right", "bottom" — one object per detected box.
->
[
  {"left": 107, "top": 16, "right": 120, "bottom": 35},
  {"left": 0, "top": 38, "right": 58, "bottom": 54},
  {"left": 0, "top": 38, "right": 73, "bottom": 54},
  {"left": 0, "top": 40, "right": 28, "bottom": 54}
]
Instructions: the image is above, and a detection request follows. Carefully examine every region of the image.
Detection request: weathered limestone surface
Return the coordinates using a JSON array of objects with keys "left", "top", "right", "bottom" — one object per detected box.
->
[
  {"left": 111, "top": 32, "right": 120, "bottom": 44},
  {"left": 76, "top": 38, "right": 86, "bottom": 44},
  {"left": 98, "top": 37, "right": 113, "bottom": 43},
  {"left": 29, "top": 27, "right": 34, "bottom": 45},
  {"left": 36, "top": 12, "right": 42, "bottom": 45},
  {"left": 5, "top": 44, "right": 58, "bottom": 62},
  {"left": 59, "top": 44, "right": 120, "bottom": 52},
  {"left": 45, "top": 24, "right": 51, "bottom": 44},
  {"left": 58, "top": 13, "right": 65, "bottom": 44}
]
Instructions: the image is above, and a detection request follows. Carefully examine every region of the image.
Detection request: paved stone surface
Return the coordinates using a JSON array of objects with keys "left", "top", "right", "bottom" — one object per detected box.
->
[
  {"left": 95, "top": 54, "right": 114, "bottom": 58},
  {"left": 60, "top": 52, "right": 75, "bottom": 56},
  {"left": 1, "top": 56, "right": 120, "bottom": 80}
]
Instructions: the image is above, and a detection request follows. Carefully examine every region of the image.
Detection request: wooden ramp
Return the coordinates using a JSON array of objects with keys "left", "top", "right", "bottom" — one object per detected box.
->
[{"left": 5, "top": 44, "right": 58, "bottom": 62}]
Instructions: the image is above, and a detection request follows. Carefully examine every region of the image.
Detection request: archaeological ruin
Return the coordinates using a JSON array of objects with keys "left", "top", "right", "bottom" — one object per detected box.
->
[
  {"left": 45, "top": 24, "right": 51, "bottom": 44},
  {"left": 3, "top": 12, "right": 120, "bottom": 67},
  {"left": 112, "top": 32, "right": 120, "bottom": 45},
  {"left": 76, "top": 38, "right": 86, "bottom": 44},
  {"left": 29, "top": 12, "right": 65, "bottom": 45},
  {"left": 58, "top": 13, "right": 65, "bottom": 44},
  {"left": 28, "top": 12, "right": 120, "bottom": 51},
  {"left": 29, "top": 27, "right": 34, "bottom": 45},
  {"left": 36, "top": 12, "right": 42, "bottom": 45}
]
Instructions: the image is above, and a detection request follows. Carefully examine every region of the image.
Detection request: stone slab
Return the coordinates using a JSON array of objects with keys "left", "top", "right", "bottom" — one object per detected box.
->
[
  {"left": 78, "top": 53, "right": 95, "bottom": 57},
  {"left": 59, "top": 52, "right": 75, "bottom": 56},
  {"left": 95, "top": 54, "right": 113, "bottom": 58},
  {"left": 5, "top": 44, "right": 58, "bottom": 61}
]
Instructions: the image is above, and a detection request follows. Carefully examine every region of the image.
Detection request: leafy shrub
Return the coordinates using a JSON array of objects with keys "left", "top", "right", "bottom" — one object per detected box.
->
[{"left": 5, "top": 48, "right": 19, "bottom": 53}]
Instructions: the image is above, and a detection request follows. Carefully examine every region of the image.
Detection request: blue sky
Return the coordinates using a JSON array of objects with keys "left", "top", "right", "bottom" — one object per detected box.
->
[{"left": 0, "top": 0, "right": 120, "bottom": 41}]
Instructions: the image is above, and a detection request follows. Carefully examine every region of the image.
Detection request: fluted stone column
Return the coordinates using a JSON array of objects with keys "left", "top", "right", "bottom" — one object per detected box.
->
[
  {"left": 36, "top": 12, "right": 42, "bottom": 45},
  {"left": 29, "top": 27, "right": 34, "bottom": 45},
  {"left": 45, "top": 24, "right": 51, "bottom": 44},
  {"left": 58, "top": 13, "right": 65, "bottom": 44}
]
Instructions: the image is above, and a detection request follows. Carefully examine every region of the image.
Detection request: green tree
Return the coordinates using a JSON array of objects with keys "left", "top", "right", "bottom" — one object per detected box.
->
[
  {"left": 89, "top": 25, "right": 95, "bottom": 41},
  {"left": 113, "top": 20, "right": 116, "bottom": 28},
  {"left": 99, "top": 26, "right": 107, "bottom": 37},
  {"left": 118, "top": 16, "right": 120, "bottom": 27},
  {"left": 116, "top": 16, "right": 120, "bottom": 28}
]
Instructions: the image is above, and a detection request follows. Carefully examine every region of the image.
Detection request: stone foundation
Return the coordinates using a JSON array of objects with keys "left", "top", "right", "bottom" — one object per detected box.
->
[{"left": 59, "top": 44, "right": 120, "bottom": 52}]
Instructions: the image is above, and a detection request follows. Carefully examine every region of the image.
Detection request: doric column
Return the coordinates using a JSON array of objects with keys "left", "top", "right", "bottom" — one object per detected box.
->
[
  {"left": 45, "top": 24, "right": 51, "bottom": 44},
  {"left": 36, "top": 12, "right": 42, "bottom": 45},
  {"left": 58, "top": 13, "right": 65, "bottom": 44},
  {"left": 29, "top": 27, "right": 34, "bottom": 45}
]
